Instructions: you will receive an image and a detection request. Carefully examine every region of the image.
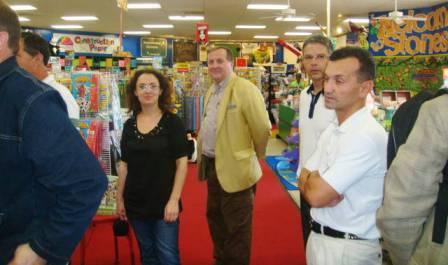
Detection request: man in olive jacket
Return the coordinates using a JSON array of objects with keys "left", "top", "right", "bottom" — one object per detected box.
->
[
  {"left": 198, "top": 47, "right": 271, "bottom": 265},
  {"left": 377, "top": 94, "right": 448, "bottom": 265}
]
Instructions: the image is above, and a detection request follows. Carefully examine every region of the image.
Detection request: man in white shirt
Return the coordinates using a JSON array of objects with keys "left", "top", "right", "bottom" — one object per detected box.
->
[
  {"left": 17, "top": 32, "right": 79, "bottom": 126},
  {"left": 299, "top": 47, "right": 387, "bottom": 265},
  {"left": 296, "top": 35, "right": 335, "bottom": 244}
]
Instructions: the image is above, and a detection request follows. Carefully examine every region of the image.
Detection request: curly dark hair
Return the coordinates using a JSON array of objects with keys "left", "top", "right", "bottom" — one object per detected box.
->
[{"left": 126, "top": 69, "right": 174, "bottom": 114}]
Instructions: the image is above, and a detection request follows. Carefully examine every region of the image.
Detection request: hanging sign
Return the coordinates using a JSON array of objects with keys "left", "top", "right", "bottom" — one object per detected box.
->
[
  {"left": 141, "top": 37, "right": 167, "bottom": 57},
  {"left": 196, "top": 22, "right": 208, "bottom": 43},
  {"left": 369, "top": 2, "right": 448, "bottom": 56},
  {"left": 51, "top": 33, "right": 119, "bottom": 54}
]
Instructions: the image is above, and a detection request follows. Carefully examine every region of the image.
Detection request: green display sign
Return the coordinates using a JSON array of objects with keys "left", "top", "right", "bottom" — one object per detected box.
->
[{"left": 141, "top": 37, "right": 167, "bottom": 57}]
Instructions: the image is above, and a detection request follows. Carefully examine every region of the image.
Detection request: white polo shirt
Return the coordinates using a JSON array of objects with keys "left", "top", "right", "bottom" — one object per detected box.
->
[
  {"left": 43, "top": 74, "right": 80, "bottom": 125},
  {"left": 305, "top": 107, "right": 387, "bottom": 239},
  {"left": 297, "top": 85, "right": 335, "bottom": 175}
]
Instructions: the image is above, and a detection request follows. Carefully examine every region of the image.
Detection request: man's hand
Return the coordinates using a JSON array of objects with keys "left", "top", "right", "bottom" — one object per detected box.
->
[
  {"left": 298, "top": 168, "right": 311, "bottom": 193},
  {"left": 8, "top": 243, "right": 46, "bottom": 265}
]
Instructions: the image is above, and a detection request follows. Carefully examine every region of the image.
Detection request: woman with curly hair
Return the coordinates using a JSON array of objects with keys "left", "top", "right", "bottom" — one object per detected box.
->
[{"left": 117, "top": 69, "right": 188, "bottom": 265}]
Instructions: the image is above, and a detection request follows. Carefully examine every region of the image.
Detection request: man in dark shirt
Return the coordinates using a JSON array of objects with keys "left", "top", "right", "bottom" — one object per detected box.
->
[{"left": 0, "top": 2, "right": 107, "bottom": 264}]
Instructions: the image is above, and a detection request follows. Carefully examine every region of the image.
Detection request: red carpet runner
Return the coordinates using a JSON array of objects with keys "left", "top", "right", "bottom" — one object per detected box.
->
[{"left": 71, "top": 161, "right": 306, "bottom": 265}]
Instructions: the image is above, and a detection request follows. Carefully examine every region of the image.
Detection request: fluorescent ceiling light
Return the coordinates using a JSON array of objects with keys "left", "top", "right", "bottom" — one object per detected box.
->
[
  {"left": 284, "top": 32, "right": 312, "bottom": 36},
  {"left": 344, "top": 17, "right": 369, "bottom": 24},
  {"left": 124, "top": 31, "right": 151, "bottom": 35},
  {"left": 209, "top": 31, "right": 232, "bottom": 35},
  {"left": 247, "top": 4, "right": 289, "bottom": 10},
  {"left": 169, "top": 15, "right": 204, "bottom": 21},
  {"left": 295, "top": 25, "right": 324, "bottom": 30},
  {"left": 236, "top": 25, "right": 266, "bottom": 29},
  {"left": 143, "top": 24, "right": 174, "bottom": 28},
  {"left": 51, "top": 25, "right": 83, "bottom": 29},
  {"left": 275, "top": 16, "right": 311, "bottom": 22},
  {"left": 61, "top": 16, "right": 98, "bottom": 21},
  {"left": 19, "top": 17, "right": 30, "bottom": 22},
  {"left": 127, "top": 3, "right": 161, "bottom": 9},
  {"left": 254, "top": 35, "right": 278, "bottom": 39},
  {"left": 10, "top": 5, "right": 37, "bottom": 11}
]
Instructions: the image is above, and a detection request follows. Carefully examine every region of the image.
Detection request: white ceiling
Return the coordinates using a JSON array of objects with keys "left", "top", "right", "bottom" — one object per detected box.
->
[{"left": 6, "top": 0, "right": 445, "bottom": 40}]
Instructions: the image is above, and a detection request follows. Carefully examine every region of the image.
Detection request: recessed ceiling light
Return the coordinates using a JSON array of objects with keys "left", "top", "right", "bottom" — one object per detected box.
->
[
  {"left": 19, "top": 17, "right": 30, "bottom": 22},
  {"left": 344, "top": 17, "right": 369, "bottom": 24},
  {"left": 247, "top": 4, "right": 289, "bottom": 10},
  {"left": 295, "top": 26, "right": 323, "bottom": 30},
  {"left": 275, "top": 17, "right": 311, "bottom": 22},
  {"left": 254, "top": 35, "right": 278, "bottom": 39},
  {"left": 284, "top": 32, "right": 312, "bottom": 36},
  {"left": 236, "top": 25, "right": 266, "bottom": 29},
  {"left": 127, "top": 3, "right": 161, "bottom": 9},
  {"left": 143, "top": 24, "right": 174, "bottom": 28},
  {"left": 124, "top": 31, "right": 151, "bottom": 35},
  {"left": 208, "top": 31, "right": 232, "bottom": 35},
  {"left": 10, "top": 5, "right": 37, "bottom": 11},
  {"left": 168, "top": 15, "right": 204, "bottom": 21},
  {"left": 61, "top": 16, "right": 98, "bottom": 21},
  {"left": 51, "top": 25, "right": 83, "bottom": 29}
]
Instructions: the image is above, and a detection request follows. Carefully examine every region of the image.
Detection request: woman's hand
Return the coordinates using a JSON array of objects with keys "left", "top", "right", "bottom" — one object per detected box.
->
[
  {"left": 164, "top": 199, "right": 179, "bottom": 223},
  {"left": 116, "top": 197, "right": 127, "bottom": 221}
]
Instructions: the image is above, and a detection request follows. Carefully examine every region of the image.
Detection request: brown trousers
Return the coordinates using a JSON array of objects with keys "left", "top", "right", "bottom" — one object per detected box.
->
[{"left": 202, "top": 155, "right": 255, "bottom": 265}]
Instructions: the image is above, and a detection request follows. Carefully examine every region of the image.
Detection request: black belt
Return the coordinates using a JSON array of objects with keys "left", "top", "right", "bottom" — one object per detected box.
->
[{"left": 311, "top": 220, "right": 364, "bottom": 240}]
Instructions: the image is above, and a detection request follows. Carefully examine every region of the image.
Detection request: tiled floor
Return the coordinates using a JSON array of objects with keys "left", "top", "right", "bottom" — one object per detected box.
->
[{"left": 265, "top": 136, "right": 301, "bottom": 207}]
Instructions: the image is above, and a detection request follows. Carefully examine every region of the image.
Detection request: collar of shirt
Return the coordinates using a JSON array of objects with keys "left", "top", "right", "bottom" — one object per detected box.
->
[
  {"left": 42, "top": 73, "right": 55, "bottom": 83},
  {"left": 306, "top": 83, "right": 323, "bottom": 96},
  {"left": 336, "top": 106, "right": 369, "bottom": 133},
  {"left": 0, "top": 56, "right": 17, "bottom": 80},
  {"left": 213, "top": 73, "right": 232, "bottom": 93}
]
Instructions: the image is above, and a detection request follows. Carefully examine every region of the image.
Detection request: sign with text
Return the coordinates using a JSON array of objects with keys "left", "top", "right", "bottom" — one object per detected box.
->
[
  {"left": 141, "top": 37, "right": 167, "bottom": 57},
  {"left": 52, "top": 33, "right": 119, "bottom": 54},
  {"left": 369, "top": 2, "right": 448, "bottom": 56}
]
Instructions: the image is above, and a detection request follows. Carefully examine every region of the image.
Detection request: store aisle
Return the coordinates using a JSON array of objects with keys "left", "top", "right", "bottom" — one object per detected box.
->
[{"left": 71, "top": 146, "right": 305, "bottom": 264}]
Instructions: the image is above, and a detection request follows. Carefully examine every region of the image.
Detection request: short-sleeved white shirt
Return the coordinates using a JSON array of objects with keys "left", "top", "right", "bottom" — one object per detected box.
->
[
  {"left": 43, "top": 74, "right": 80, "bottom": 122},
  {"left": 305, "top": 107, "right": 387, "bottom": 239},
  {"left": 297, "top": 85, "right": 335, "bottom": 175}
]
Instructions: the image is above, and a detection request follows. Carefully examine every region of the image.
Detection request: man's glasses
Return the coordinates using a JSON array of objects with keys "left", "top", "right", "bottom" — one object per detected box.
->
[{"left": 137, "top": 83, "right": 160, "bottom": 91}]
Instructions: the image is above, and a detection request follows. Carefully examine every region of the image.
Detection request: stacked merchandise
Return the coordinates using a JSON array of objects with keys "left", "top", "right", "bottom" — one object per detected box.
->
[
  {"left": 173, "top": 62, "right": 207, "bottom": 132},
  {"left": 70, "top": 71, "right": 123, "bottom": 215},
  {"left": 235, "top": 67, "right": 262, "bottom": 89}
]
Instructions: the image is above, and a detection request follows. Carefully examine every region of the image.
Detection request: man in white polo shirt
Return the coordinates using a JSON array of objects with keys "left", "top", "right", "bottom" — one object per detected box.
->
[
  {"left": 296, "top": 35, "right": 335, "bottom": 244},
  {"left": 299, "top": 47, "right": 387, "bottom": 265},
  {"left": 17, "top": 32, "right": 79, "bottom": 127}
]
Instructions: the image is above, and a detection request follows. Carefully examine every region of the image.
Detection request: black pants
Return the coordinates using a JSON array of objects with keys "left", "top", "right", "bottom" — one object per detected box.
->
[{"left": 300, "top": 194, "right": 311, "bottom": 245}]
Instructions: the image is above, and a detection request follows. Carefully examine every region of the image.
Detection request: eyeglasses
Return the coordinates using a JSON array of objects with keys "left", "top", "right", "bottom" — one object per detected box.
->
[
  {"left": 137, "top": 83, "right": 160, "bottom": 91},
  {"left": 303, "top": 54, "right": 328, "bottom": 62}
]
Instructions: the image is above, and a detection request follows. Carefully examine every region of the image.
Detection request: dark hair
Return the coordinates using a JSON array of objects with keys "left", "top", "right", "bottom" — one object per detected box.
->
[
  {"left": 207, "top": 47, "right": 233, "bottom": 62},
  {"left": 0, "top": 2, "right": 20, "bottom": 54},
  {"left": 329, "top": 47, "right": 375, "bottom": 82},
  {"left": 303, "top": 34, "right": 334, "bottom": 54},
  {"left": 126, "top": 69, "right": 174, "bottom": 114},
  {"left": 21, "top": 32, "right": 50, "bottom": 65}
]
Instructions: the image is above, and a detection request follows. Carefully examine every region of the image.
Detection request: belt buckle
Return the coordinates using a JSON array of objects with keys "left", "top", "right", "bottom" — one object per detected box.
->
[{"left": 346, "top": 233, "right": 359, "bottom": 240}]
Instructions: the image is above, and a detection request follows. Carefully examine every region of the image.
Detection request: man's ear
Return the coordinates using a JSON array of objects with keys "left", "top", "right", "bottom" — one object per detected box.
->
[
  {"left": 359, "top": 79, "right": 373, "bottom": 98},
  {"left": 35, "top": 52, "right": 45, "bottom": 64},
  {"left": 0, "top": 31, "right": 9, "bottom": 51}
]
